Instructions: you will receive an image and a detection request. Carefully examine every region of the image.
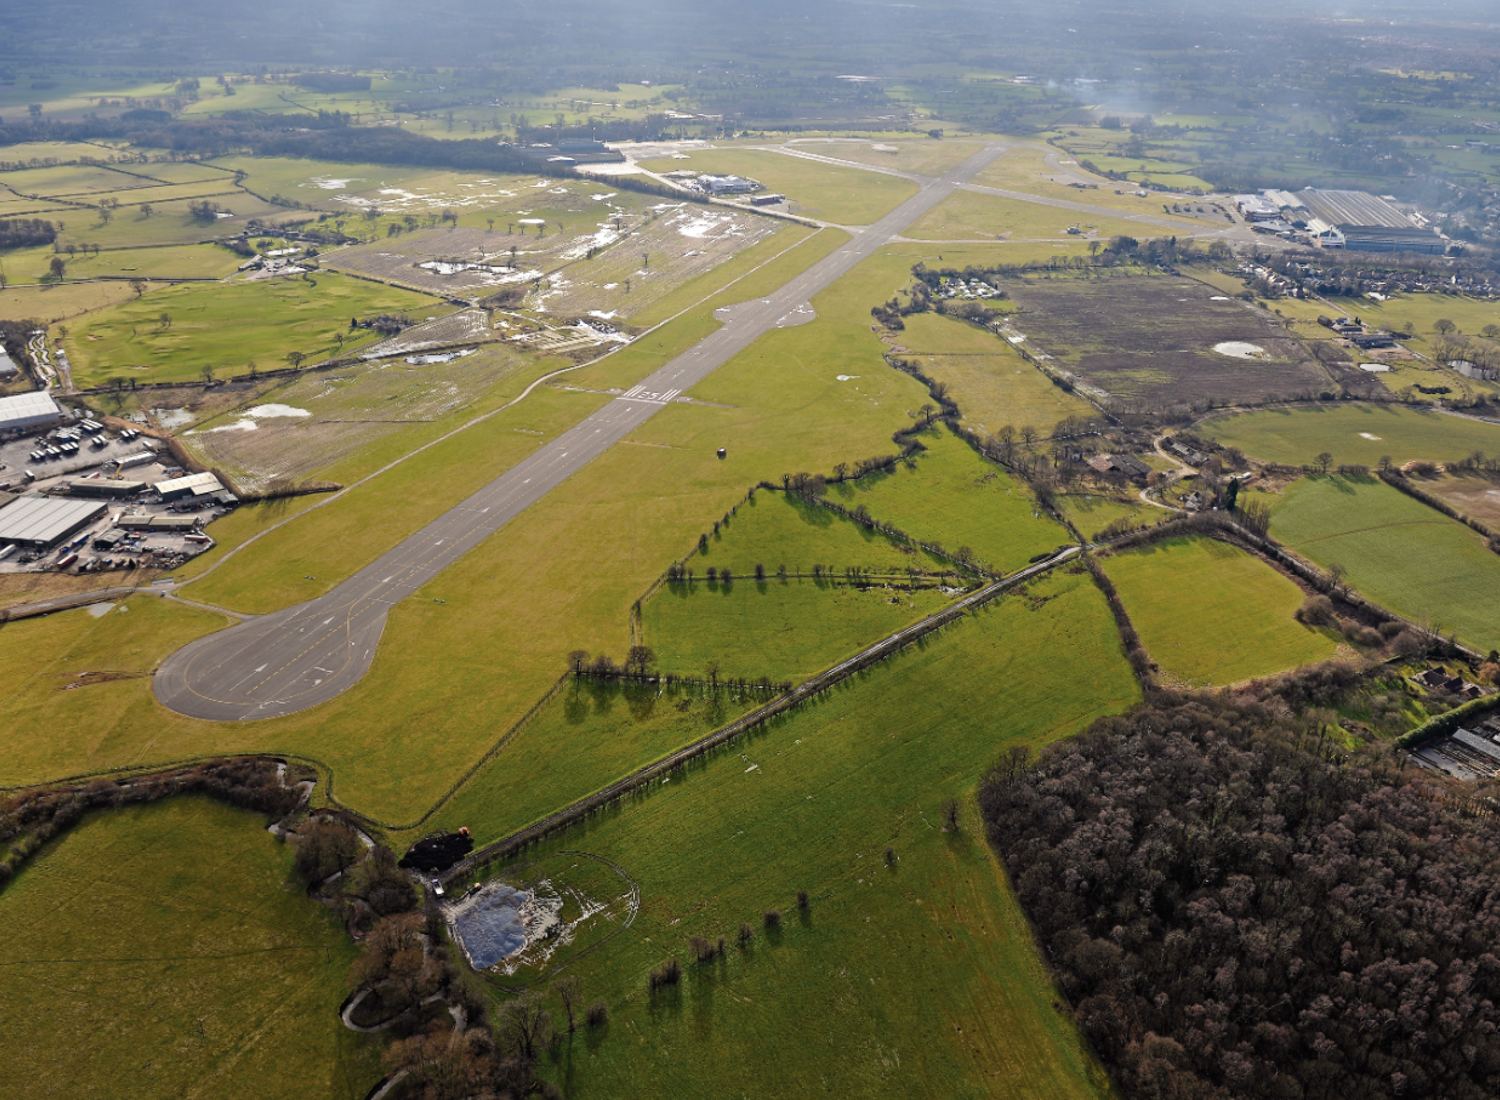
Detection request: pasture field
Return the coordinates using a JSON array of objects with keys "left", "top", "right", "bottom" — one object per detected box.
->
[
  {"left": 0, "top": 797, "right": 380, "bottom": 1100},
  {"left": 0, "top": 278, "right": 145, "bottom": 322},
  {"left": 891, "top": 312, "right": 1095, "bottom": 435},
  {"left": 0, "top": 140, "right": 142, "bottom": 167},
  {"left": 421, "top": 679, "right": 760, "bottom": 846},
  {"left": 1419, "top": 472, "right": 1500, "bottom": 529},
  {"left": 784, "top": 138, "right": 988, "bottom": 176},
  {"left": 497, "top": 570, "right": 1136, "bottom": 1100},
  {"left": 1270, "top": 476, "right": 1500, "bottom": 652},
  {"left": 1055, "top": 493, "right": 1156, "bottom": 540},
  {"left": 1004, "top": 272, "right": 1326, "bottom": 409},
  {"left": 1102, "top": 536, "right": 1338, "bottom": 686},
  {"left": 51, "top": 192, "right": 300, "bottom": 251},
  {"left": 1200, "top": 405, "right": 1500, "bottom": 468},
  {"left": 831, "top": 428, "right": 1067, "bottom": 573},
  {"left": 0, "top": 162, "right": 164, "bottom": 196},
  {"left": 638, "top": 148, "right": 920, "bottom": 225},
  {"left": 689, "top": 489, "right": 947, "bottom": 577},
  {"left": 0, "top": 195, "right": 75, "bottom": 217},
  {"left": 67, "top": 272, "right": 449, "bottom": 388},
  {"left": 643, "top": 577, "right": 953, "bottom": 682},
  {"left": 903, "top": 188, "right": 1156, "bottom": 242},
  {"left": 3, "top": 242, "right": 241, "bottom": 285}
]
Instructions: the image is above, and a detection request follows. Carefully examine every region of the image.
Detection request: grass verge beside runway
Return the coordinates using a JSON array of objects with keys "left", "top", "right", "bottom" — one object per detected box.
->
[
  {"left": 500, "top": 569, "right": 1137, "bottom": 1100},
  {"left": 0, "top": 796, "right": 379, "bottom": 1100},
  {"left": 1101, "top": 536, "right": 1339, "bottom": 686}
]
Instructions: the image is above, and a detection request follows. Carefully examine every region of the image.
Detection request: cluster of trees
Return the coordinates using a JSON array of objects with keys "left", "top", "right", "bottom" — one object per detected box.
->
[
  {"left": 0, "top": 217, "right": 57, "bottom": 250},
  {"left": 981, "top": 678, "right": 1500, "bottom": 1100}
]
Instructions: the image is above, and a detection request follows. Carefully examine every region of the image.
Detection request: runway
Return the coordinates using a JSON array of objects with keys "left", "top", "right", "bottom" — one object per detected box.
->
[{"left": 153, "top": 143, "right": 1010, "bottom": 721}]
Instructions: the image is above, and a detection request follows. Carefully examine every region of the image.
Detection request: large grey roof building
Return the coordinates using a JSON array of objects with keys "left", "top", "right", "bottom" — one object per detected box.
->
[
  {"left": 0, "top": 496, "right": 106, "bottom": 548},
  {"left": 0, "top": 391, "right": 63, "bottom": 432},
  {"left": 1298, "top": 189, "right": 1445, "bottom": 254}
]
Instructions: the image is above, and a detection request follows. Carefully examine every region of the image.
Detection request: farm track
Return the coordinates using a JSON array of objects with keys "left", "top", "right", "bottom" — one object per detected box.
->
[
  {"left": 155, "top": 144, "right": 1015, "bottom": 721},
  {"left": 441, "top": 547, "right": 1080, "bottom": 882}
]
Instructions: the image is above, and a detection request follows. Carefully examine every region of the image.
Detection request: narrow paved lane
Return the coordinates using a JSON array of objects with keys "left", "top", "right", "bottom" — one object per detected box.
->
[{"left": 154, "top": 144, "right": 1011, "bottom": 721}]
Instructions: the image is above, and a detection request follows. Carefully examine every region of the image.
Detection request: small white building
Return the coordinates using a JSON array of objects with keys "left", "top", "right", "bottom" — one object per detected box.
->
[{"left": 698, "top": 174, "right": 760, "bottom": 195}]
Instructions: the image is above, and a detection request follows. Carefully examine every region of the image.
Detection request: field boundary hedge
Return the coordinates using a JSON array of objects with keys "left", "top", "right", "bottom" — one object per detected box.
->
[{"left": 1397, "top": 695, "right": 1500, "bottom": 749}]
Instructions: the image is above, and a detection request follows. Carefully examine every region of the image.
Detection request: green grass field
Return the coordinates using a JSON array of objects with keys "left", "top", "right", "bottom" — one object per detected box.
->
[
  {"left": 3, "top": 243, "right": 242, "bottom": 285},
  {"left": 1102, "top": 536, "right": 1339, "bottom": 685},
  {"left": 831, "top": 428, "right": 1069, "bottom": 572},
  {"left": 1271, "top": 476, "right": 1500, "bottom": 651},
  {"left": 689, "top": 489, "right": 947, "bottom": 576},
  {"left": 68, "top": 272, "right": 449, "bottom": 387},
  {"left": 494, "top": 569, "right": 1136, "bottom": 1100},
  {"left": 644, "top": 578, "right": 953, "bottom": 682},
  {"left": 1201, "top": 405, "right": 1500, "bottom": 468},
  {"left": 639, "top": 149, "right": 920, "bottom": 225},
  {"left": 0, "top": 796, "right": 380, "bottom": 1100},
  {"left": 1056, "top": 493, "right": 1157, "bottom": 540},
  {"left": 892, "top": 313, "right": 1096, "bottom": 436},
  {"left": 421, "top": 679, "right": 760, "bottom": 846}
]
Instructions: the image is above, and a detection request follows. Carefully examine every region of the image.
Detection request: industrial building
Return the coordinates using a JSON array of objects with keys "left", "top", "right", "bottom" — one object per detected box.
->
[
  {"left": 0, "top": 391, "right": 64, "bottom": 434},
  {"left": 118, "top": 513, "right": 199, "bottom": 531},
  {"left": 1245, "top": 188, "right": 1446, "bottom": 254},
  {"left": 696, "top": 174, "right": 760, "bottom": 195},
  {"left": 66, "top": 479, "right": 146, "bottom": 499},
  {"left": 155, "top": 471, "right": 223, "bottom": 502},
  {"left": 0, "top": 496, "right": 107, "bottom": 549}
]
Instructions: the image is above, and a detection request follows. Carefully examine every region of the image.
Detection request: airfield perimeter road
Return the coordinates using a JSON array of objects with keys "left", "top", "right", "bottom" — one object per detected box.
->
[{"left": 154, "top": 143, "right": 1012, "bottom": 721}]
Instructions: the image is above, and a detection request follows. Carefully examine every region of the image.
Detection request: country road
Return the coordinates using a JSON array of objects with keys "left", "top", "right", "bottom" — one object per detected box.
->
[{"left": 154, "top": 142, "right": 1014, "bottom": 721}]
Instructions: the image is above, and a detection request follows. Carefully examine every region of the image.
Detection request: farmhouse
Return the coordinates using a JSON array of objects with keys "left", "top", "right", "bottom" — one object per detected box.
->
[{"left": 1088, "top": 453, "right": 1151, "bottom": 478}]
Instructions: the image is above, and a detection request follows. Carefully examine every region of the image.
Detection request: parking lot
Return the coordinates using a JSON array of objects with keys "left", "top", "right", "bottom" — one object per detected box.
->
[{"left": 0, "top": 415, "right": 236, "bottom": 577}]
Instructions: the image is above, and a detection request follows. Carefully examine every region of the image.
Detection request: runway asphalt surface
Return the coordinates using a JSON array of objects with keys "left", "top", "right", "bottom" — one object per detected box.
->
[{"left": 154, "top": 143, "right": 1010, "bottom": 721}]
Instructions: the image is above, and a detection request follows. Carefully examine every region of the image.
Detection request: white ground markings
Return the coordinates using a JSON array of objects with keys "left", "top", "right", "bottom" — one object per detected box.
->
[{"left": 618, "top": 384, "right": 683, "bottom": 405}]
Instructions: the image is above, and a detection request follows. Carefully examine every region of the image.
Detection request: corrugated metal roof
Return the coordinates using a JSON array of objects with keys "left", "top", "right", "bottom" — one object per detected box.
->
[
  {"left": 156, "top": 471, "right": 223, "bottom": 496},
  {"left": 1299, "top": 189, "right": 1414, "bottom": 230},
  {"left": 0, "top": 390, "right": 60, "bottom": 426},
  {"left": 0, "top": 496, "right": 105, "bottom": 544}
]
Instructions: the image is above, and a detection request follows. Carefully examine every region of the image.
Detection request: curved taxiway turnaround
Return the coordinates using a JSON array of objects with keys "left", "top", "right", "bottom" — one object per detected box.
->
[{"left": 154, "top": 144, "right": 1009, "bottom": 721}]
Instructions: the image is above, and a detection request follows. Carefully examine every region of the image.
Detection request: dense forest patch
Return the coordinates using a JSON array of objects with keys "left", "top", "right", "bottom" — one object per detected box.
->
[{"left": 982, "top": 673, "right": 1500, "bottom": 1100}]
